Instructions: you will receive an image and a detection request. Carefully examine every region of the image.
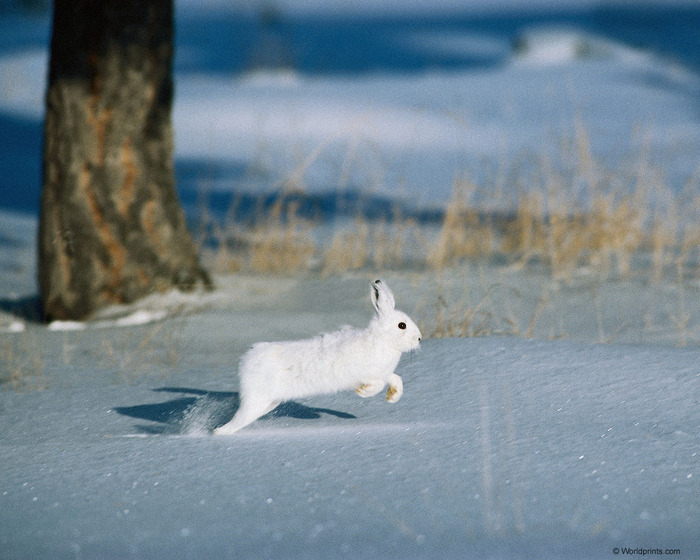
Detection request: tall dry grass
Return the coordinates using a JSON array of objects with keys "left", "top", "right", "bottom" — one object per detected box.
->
[
  {"left": 427, "top": 177, "right": 495, "bottom": 270},
  {"left": 197, "top": 131, "right": 698, "bottom": 285},
  {"left": 320, "top": 209, "right": 425, "bottom": 276},
  {"left": 0, "top": 329, "right": 46, "bottom": 391},
  {"left": 198, "top": 195, "right": 316, "bottom": 275},
  {"left": 192, "top": 121, "right": 699, "bottom": 344}
]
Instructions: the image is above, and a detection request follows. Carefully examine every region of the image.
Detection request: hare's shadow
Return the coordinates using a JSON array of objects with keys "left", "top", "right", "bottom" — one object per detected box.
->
[{"left": 114, "top": 387, "right": 356, "bottom": 435}]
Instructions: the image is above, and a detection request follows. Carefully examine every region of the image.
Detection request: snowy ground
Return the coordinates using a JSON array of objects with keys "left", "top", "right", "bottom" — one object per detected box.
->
[
  {"left": 1, "top": 264, "right": 698, "bottom": 559},
  {"left": 1, "top": 274, "right": 698, "bottom": 559},
  {"left": 1, "top": 1, "right": 699, "bottom": 558}
]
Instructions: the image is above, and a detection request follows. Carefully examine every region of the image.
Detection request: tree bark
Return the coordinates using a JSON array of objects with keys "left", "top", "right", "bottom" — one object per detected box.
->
[{"left": 39, "top": 0, "right": 210, "bottom": 321}]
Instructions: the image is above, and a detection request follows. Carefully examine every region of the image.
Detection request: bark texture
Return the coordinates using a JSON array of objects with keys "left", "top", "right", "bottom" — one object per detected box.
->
[{"left": 39, "top": 0, "right": 210, "bottom": 321}]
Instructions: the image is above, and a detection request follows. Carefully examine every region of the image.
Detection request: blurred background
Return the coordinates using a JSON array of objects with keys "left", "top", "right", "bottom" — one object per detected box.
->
[
  {"left": 1, "top": 0, "right": 699, "bottom": 208},
  {"left": 1, "top": 0, "right": 699, "bottom": 280}
]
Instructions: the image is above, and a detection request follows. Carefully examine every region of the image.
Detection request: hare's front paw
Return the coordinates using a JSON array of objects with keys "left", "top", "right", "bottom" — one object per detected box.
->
[
  {"left": 385, "top": 374, "right": 403, "bottom": 403},
  {"left": 356, "top": 381, "right": 384, "bottom": 398}
]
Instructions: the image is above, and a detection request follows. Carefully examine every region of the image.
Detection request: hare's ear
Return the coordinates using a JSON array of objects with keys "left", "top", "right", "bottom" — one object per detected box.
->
[{"left": 371, "top": 279, "right": 395, "bottom": 316}]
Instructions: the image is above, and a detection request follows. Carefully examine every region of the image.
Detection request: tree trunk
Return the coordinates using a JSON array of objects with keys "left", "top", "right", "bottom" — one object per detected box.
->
[{"left": 39, "top": 0, "right": 210, "bottom": 322}]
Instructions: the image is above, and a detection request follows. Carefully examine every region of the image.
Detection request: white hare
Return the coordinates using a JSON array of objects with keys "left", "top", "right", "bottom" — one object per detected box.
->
[{"left": 213, "top": 279, "right": 422, "bottom": 435}]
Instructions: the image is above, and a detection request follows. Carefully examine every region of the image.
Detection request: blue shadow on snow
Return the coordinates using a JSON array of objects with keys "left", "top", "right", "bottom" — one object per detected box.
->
[{"left": 114, "top": 387, "right": 356, "bottom": 435}]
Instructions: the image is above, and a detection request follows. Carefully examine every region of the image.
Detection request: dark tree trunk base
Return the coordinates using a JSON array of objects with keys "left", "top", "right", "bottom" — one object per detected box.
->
[{"left": 39, "top": 0, "right": 211, "bottom": 322}]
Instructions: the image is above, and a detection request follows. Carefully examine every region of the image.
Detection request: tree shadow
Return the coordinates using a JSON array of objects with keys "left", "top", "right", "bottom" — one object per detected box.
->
[
  {"left": 0, "top": 295, "right": 44, "bottom": 323},
  {"left": 114, "top": 387, "right": 356, "bottom": 435}
]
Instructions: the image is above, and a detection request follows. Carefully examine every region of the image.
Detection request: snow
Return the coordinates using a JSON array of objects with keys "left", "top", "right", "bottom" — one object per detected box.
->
[
  {"left": 1, "top": 1, "right": 699, "bottom": 558},
  {"left": 2, "top": 3, "right": 700, "bottom": 210},
  {"left": 0, "top": 327, "right": 698, "bottom": 559},
  {"left": 47, "top": 310, "right": 169, "bottom": 331},
  {"left": 172, "top": 60, "right": 700, "bottom": 209},
  {"left": 1, "top": 272, "right": 698, "bottom": 558},
  {"left": 175, "top": 0, "right": 700, "bottom": 19}
]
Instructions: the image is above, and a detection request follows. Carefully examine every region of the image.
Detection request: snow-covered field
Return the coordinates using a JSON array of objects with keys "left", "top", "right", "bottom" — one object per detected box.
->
[
  {"left": 1, "top": 1, "right": 699, "bottom": 558},
  {"left": 1, "top": 327, "right": 698, "bottom": 559}
]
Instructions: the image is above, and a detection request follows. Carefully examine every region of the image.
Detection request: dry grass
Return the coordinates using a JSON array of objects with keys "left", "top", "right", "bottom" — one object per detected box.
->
[
  {"left": 502, "top": 185, "right": 647, "bottom": 280},
  {"left": 428, "top": 285, "right": 500, "bottom": 339},
  {"left": 197, "top": 121, "right": 699, "bottom": 285},
  {"left": 0, "top": 311, "right": 189, "bottom": 392},
  {"left": 428, "top": 177, "right": 495, "bottom": 270},
  {"left": 247, "top": 205, "right": 315, "bottom": 274},
  {"left": 0, "top": 329, "right": 46, "bottom": 391},
  {"left": 320, "top": 210, "right": 425, "bottom": 276},
  {"left": 190, "top": 120, "right": 699, "bottom": 346},
  {"left": 98, "top": 319, "right": 183, "bottom": 382},
  {"left": 500, "top": 120, "right": 651, "bottom": 280},
  {"left": 321, "top": 218, "right": 371, "bottom": 275},
  {"left": 199, "top": 196, "right": 316, "bottom": 275}
]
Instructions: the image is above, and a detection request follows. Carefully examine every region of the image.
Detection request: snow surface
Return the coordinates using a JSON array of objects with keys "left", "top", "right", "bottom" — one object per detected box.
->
[
  {"left": 1, "top": 273, "right": 698, "bottom": 559},
  {"left": 171, "top": 28, "right": 700, "bottom": 208},
  {"left": 0, "top": 325, "right": 698, "bottom": 559},
  {"left": 1, "top": 1, "right": 700, "bottom": 558}
]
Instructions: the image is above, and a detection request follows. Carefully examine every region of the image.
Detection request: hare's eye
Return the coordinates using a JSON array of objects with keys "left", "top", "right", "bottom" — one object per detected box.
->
[{"left": 398, "top": 322, "right": 406, "bottom": 330}]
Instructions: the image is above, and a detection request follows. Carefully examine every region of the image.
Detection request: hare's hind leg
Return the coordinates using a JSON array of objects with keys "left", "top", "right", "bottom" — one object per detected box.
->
[{"left": 213, "top": 398, "right": 280, "bottom": 435}]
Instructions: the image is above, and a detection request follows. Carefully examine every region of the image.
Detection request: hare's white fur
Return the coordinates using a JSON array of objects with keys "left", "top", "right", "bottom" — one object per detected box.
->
[{"left": 213, "top": 279, "right": 421, "bottom": 435}]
